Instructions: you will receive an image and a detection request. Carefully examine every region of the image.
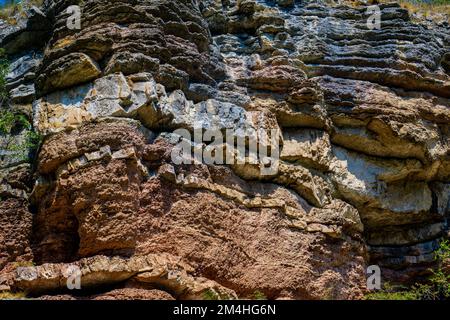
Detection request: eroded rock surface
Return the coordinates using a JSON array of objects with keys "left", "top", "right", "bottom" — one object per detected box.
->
[{"left": 0, "top": 0, "right": 449, "bottom": 299}]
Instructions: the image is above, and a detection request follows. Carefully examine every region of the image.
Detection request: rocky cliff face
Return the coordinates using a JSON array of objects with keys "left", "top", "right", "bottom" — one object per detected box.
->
[{"left": 0, "top": 0, "right": 449, "bottom": 300}]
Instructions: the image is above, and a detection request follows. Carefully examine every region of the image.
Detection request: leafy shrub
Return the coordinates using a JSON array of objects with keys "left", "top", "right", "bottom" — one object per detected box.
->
[
  {"left": 365, "top": 240, "right": 450, "bottom": 300},
  {"left": 0, "top": 110, "right": 14, "bottom": 134}
]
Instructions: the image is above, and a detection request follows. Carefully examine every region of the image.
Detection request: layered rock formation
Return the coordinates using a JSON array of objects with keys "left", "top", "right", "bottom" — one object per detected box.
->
[{"left": 0, "top": 0, "right": 449, "bottom": 299}]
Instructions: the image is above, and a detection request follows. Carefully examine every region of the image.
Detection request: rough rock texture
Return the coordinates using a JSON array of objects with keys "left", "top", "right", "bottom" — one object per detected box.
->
[
  {"left": 13, "top": 254, "right": 237, "bottom": 300},
  {"left": 0, "top": 0, "right": 449, "bottom": 299}
]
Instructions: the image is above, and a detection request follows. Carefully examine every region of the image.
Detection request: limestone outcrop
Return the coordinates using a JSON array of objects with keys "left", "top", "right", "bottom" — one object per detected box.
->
[{"left": 0, "top": 0, "right": 448, "bottom": 299}]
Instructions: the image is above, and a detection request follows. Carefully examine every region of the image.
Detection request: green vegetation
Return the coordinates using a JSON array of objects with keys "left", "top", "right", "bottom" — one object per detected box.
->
[
  {"left": 0, "top": 48, "right": 41, "bottom": 163},
  {"left": 0, "top": 110, "right": 42, "bottom": 162},
  {"left": 0, "top": 0, "right": 44, "bottom": 25},
  {"left": 398, "top": 0, "right": 450, "bottom": 17},
  {"left": 365, "top": 282, "right": 420, "bottom": 300},
  {"left": 252, "top": 290, "right": 267, "bottom": 300},
  {"left": 0, "top": 49, "right": 8, "bottom": 105},
  {"left": 325, "top": 0, "right": 449, "bottom": 19},
  {"left": 0, "top": 0, "right": 25, "bottom": 25},
  {"left": 203, "top": 289, "right": 268, "bottom": 300},
  {"left": 202, "top": 289, "right": 220, "bottom": 300},
  {"left": 366, "top": 240, "right": 450, "bottom": 300},
  {"left": 403, "top": 0, "right": 449, "bottom": 5}
]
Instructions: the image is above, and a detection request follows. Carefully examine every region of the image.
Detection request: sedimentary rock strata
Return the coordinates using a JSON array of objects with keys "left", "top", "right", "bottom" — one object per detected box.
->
[{"left": 0, "top": 0, "right": 448, "bottom": 299}]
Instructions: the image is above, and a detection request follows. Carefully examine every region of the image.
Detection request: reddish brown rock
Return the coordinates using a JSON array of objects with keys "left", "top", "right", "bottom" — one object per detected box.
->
[{"left": 1, "top": 0, "right": 449, "bottom": 300}]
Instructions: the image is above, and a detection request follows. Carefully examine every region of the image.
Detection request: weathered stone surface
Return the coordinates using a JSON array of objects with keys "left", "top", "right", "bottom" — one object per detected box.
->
[
  {"left": 36, "top": 53, "right": 101, "bottom": 95},
  {"left": 25, "top": 120, "right": 366, "bottom": 299},
  {"left": 12, "top": 254, "right": 237, "bottom": 300}
]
